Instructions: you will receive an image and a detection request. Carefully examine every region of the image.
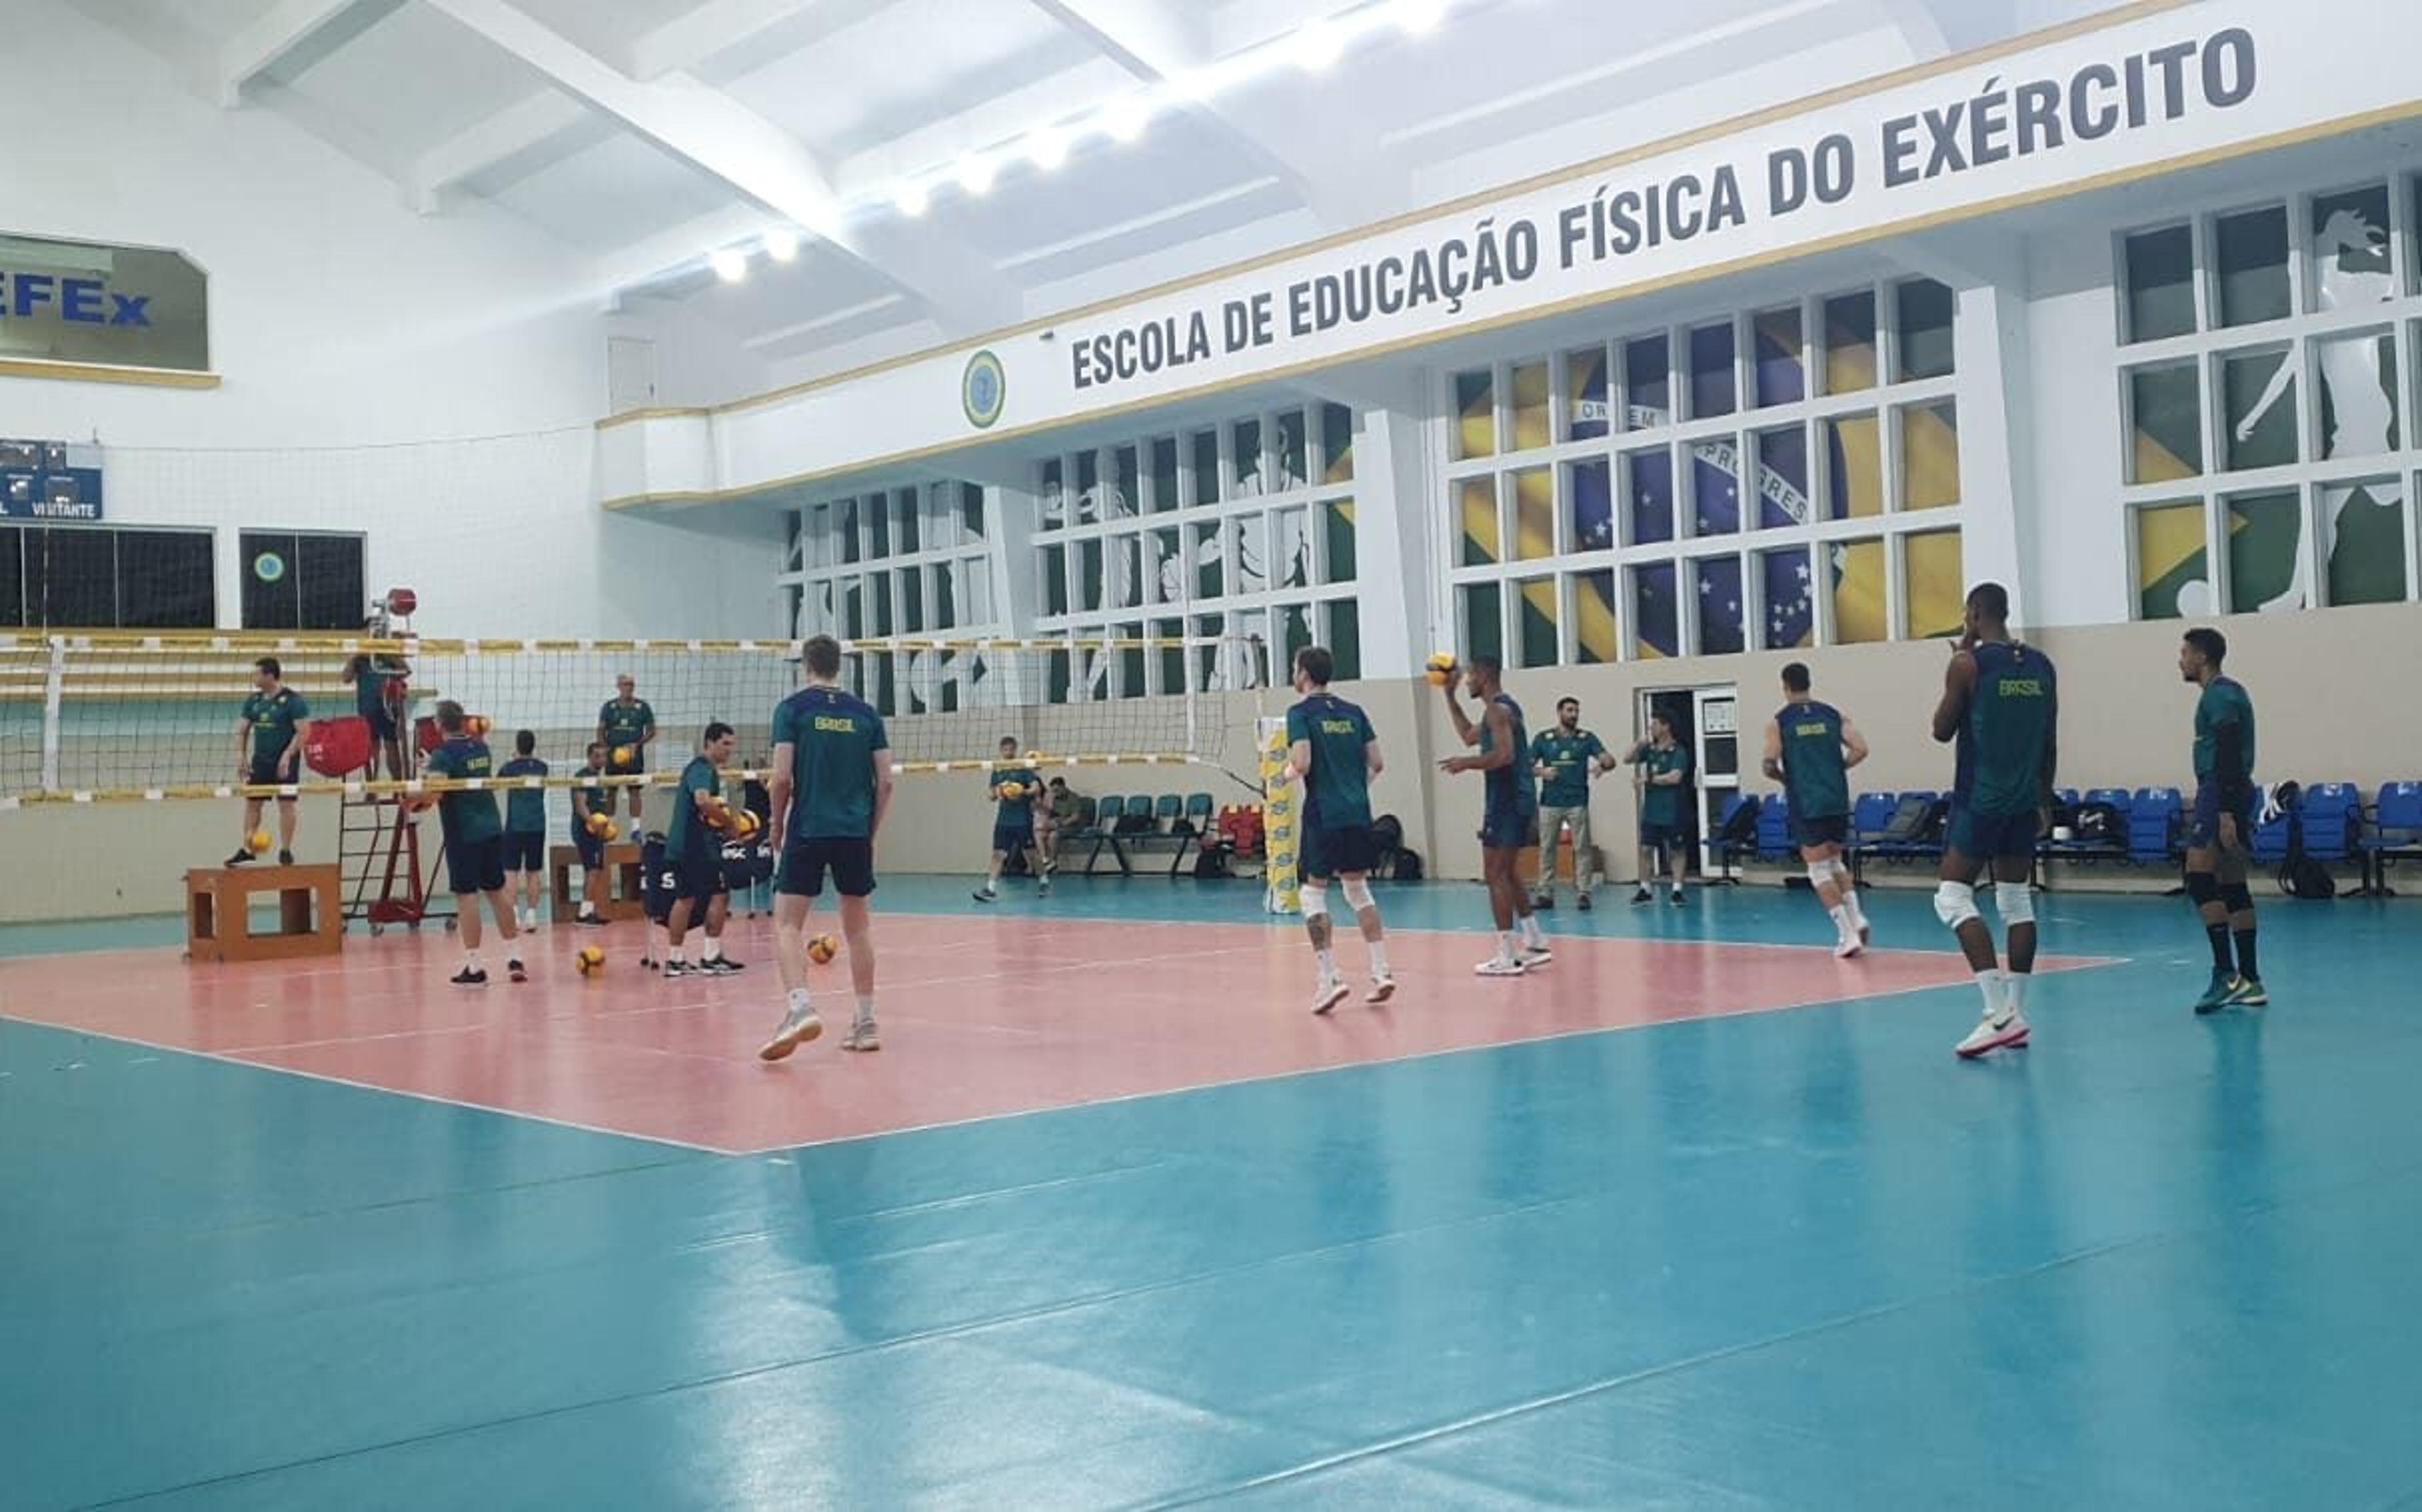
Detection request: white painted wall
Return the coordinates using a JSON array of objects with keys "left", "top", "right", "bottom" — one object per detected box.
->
[{"left": 4, "top": 3, "right": 773, "bottom": 639}]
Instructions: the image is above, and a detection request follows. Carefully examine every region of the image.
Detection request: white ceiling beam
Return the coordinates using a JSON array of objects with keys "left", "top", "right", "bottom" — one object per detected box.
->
[
  {"left": 218, "top": 0, "right": 395, "bottom": 105},
  {"left": 1029, "top": 0, "right": 1407, "bottom": 230},
  {"left": 627, "top": 0, "right": 860, "bottom": 80},
  {"left": 584, "top": 206, "right": 775, "bottom": 307},
  {"left": 407, "top": 90, "right": 593, "bottom": 212},
  {"left": 422, "top": 0, "right": 1022, "bottom": 331}
]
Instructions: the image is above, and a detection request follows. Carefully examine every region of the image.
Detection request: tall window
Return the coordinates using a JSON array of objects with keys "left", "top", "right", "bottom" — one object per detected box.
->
[
  {"left": 2119, "top": 173, "right": 2422, "bottom": 619},
  {"left": 1, "top": 525, "right": 213, "bottom": 630},
  {"left": 240, "top": 531, "right": 364, "bottom": 631},
  {"left": 1443, "top": 279, "right": 1965, "bottom": 663},
  {"left": 780, "top": 482, "right": 1000, "bottom": 716},
  {"left": 1033, "top": 400, "right": 1362, "bottom": 689}
]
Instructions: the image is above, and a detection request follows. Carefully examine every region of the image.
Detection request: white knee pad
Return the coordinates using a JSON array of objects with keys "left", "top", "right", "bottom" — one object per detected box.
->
[
  {"left": 1995, "top": 880, "right": 2035, "bottom": 926},
  {"left": 1298, "top": 880, "right": 1330, "bottom": 922},
  {"left": 1339, "top": 877, "right": 1375, "bottom": 911},
  {"left": 1934, "top": 880, "right": 1980, "bottom": 929},
  {"left": 1806, "top": 861, "right": 1838, "bottom": 891}
]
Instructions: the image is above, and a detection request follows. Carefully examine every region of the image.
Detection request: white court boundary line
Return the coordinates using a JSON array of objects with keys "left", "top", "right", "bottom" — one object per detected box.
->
[{"left": 0, "top": 917, "right": 2127, "bottom": 1160}]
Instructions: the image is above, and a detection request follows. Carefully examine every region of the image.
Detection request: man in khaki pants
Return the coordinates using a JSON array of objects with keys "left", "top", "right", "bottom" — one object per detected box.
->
[{"left": 1530, "top": 696, "right": 1614, "bottom": 910}]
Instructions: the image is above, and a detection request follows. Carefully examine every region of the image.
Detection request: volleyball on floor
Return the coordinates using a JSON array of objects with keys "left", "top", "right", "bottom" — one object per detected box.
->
[
  {"left": 807, "top": 934, "right": 838, "bottom": 965},
  {"left": 1424, "top": 653, "right": 1458, "bottom": 686},
  {"left": 247, "top": 829, "right": 272, "bottom": 854},
  {"left": 575, "top": 945, "right": 606, "bottom": 977}
]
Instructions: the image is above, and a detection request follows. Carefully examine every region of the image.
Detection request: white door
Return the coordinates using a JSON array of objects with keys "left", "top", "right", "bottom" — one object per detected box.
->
[
  {"left": 607, "top": 336, "right": 657, "bottom": 413},
  {"left": 1637, "top": 683, "right": 1739, "bottom": 875}
]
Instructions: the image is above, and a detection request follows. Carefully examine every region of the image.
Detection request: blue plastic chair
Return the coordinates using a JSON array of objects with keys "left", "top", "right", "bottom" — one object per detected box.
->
[{"left": 2128, "top": 787, "right": 2184, "bottom": 866}]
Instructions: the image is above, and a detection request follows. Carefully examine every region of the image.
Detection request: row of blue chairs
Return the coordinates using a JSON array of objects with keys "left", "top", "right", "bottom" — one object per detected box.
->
[
  {"left": 1719, "top": 782, "right": 2422, "bottom": 894},
  {"left": 1067, "top": 791, "right": 1216, "bottom": 876}
]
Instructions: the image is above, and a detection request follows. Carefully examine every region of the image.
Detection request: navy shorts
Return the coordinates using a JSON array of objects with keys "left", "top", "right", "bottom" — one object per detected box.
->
[
  {"left": 365, "top": 707, "right": 398, "bottom": 744},
  {"left": 1479, "top": 806, "right": 1537, "bottom": 851},
  {"left": 1639, "top": 818, "right": 1682, "bottom": 853},
  {"left": 1301, "top": 823, "right": 1377, "bottom": 880},
  {"left": 572, "top": 826, "right": 604, "bottom": 871},
  {"left": 445, "top": 834, "right": 506, "bottom": 896},
  {"left": 503, "top": 832, "right": 545, "bottom": 873},
  {"left": 2188, "top": 784, "right": 2255, "bottom": 850},
  {"left": 778, "top": 836, "right": 877, "bottom": 899},
  {"left": 245, "top": 757, "right": 293, "bottom": 791},
  {"left": 1791, "top": 813, "right": 1851, "bottom": 851},
  {"left": 1946, "top": 804, "right": 2039, "bottom": 861},
  {"left": 991, "top": 821, "right": 1035, "bottom": 856},
  {"left": 670, "top": 847, "right": 725, "bottom": 907}
]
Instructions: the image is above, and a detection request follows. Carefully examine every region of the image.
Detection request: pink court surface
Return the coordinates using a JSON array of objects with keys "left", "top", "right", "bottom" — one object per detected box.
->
[{"left": 0, "top": 907, "right": 2101, "bottom": 1154}]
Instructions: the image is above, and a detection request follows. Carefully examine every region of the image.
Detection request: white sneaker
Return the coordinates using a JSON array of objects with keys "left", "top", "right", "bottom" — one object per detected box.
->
[
  {"left": 1313, "top": 978, "right": 1351, "bottom": 1015},
  {"left": 1955, "top": 1010, "right": 2030, "bottom": 1059},
  {"left": 758, "top": 1004, "right": 823, "bottom": 1061},
  {"left": 1519, "top": 942, "right": 1553, "bottom": 967},
  {"left": 1366, "top": 975, "right": 1397, "bottom": 1005},
  {"left": 841, "top": 1017, "right": 880, "bottom": 1052},
  {"left": 1834, "top": 933, "right": 1864, "bottom": 959},
  {"left": 1475, "top": 956, "right": 1526, "bottom": 977}
]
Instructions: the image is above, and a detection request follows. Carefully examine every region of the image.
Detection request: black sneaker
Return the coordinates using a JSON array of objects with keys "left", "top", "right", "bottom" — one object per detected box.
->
[
  {"left": 226, "top": 850, "right": 254, "bottom": 866},
  {"left": 1531, "top": 895, "right": 1554, "bottom": 910},
  {"left": 1630, "top": 888, "right": 1652, "bottom": 906},
  {"left": 508, "top": 959, "right": 527, "bottom": 983},
  {"left": 450, "top": 967, "right": 488, "bottom": 987},
  {"left": 1668, "top": 888, "right": 1687, "bottom": 905},
  {"left": 703, "top": 957, "right": 744, "bottom": 975},
  {"left": 278, "top": 849, "right": 295, "bottom": 866},
  {"left": 1577, "top": 894, "right": 1594, "bottom": 912},
  {"left": 973, "top": 887, "right": 997, "bottom": 903}
]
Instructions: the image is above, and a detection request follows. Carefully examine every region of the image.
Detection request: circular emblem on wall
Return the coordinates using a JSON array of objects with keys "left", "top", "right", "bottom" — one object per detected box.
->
[
  {"left": 252, "top": 552, "right": 287, "bottom": 584},
  {"left": 961, "top": 349, "right": 1005, "bottom": 429}
]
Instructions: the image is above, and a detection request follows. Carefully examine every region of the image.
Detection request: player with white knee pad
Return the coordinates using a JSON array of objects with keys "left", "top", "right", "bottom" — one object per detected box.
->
[
  {"left": 1764, "top": 662, "right": 1872, "bottom": 957},
  {"left": 1929, "top": 583, "right": 2059, "bottom": 1060},
  {"left": 1285, "top": 646, "right": 1395, "bottom": 1013}
]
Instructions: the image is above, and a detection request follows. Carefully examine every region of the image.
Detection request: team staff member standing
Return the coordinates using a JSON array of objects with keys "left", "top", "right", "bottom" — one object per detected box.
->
[
  {"left": 1623, "top": 712, "right": 1692, "bottom": 905},
  {"left": 2179, "top": 628, "right": 2266, "bottom": 1013},
  {"left": 421, "top": 701, "right": 524, "bottom": 987},
  {"left": 596, "top": 674, "right": 656, "bottom": 822},
  {"left": 228, "top": 656, "right": 309, "bottom": 866},
  {"left": 1529, "top": 697, "right": 1612, "bottom": 910},
  {"left": 1287, "top": 644, "right": 1394, "bottom": 1013},
  {"left": 762, "top": 635, "right": 894, "bottom": 1060}
]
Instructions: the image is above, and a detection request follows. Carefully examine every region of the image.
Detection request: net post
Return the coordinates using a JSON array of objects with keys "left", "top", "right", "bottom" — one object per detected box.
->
[
  {"left": 40, "top": 636, "right": 66, "bottom": 793},
  {"left": 1256, "top": 716, "right": 1299, "bottom": 916}
]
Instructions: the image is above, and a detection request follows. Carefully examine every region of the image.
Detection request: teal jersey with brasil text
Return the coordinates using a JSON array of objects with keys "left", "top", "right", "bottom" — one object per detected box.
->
[
  {"left": 1287, "top": 692, "right": 1377, "bottom": 829},
  {"left": 240, "top": 687, "right": 309, "bottom": 765},
  {"left": 1956, "top": 641, "right": 2057, "bottom": 818},
  {"left": 1776, "top": 701, "right": 1851, "bottom": 820},
  {"left": 664, "top": 754, "right": 722, "bottom": 860},
  {"left": 1530, "top": 729, "right": 1606, "bottom": 808},
  {"left": 498, "top": 756, "right": 549, "bottom": 834},
  {"left": 1635, "top": 742, "right": 1691, "bottom": 826},
  {"left": 2193, "top": 676, "right": 2257, "bottom": 789},
  {"left": 772, "top": 685, "right": 888, "bottom": 841},
  {"left": 571, "top": 765, "right": 609, "bottom": 823},
  {"left": 422, "top": 737, "right": 501, "bottom": 845}
]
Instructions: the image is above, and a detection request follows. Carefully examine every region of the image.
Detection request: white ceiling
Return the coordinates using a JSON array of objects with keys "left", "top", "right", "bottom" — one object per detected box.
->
[{"left": 71, "top": 0, "right": 2109, "bottom": 380}]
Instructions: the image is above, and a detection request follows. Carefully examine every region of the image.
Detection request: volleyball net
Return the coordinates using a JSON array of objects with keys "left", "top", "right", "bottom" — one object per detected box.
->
[{"left": 0, "top": 631, "right": 1275, "bottom": 806}]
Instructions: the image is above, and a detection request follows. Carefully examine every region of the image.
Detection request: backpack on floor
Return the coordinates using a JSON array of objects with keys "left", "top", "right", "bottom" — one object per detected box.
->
[{"left": 2279, "top": 802, "right": 2337, "bottom": 900}]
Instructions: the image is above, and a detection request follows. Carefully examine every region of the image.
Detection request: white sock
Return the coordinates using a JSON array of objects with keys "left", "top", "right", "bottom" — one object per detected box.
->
[
  {"left": 855, "top": 994, "right": 876, "bottom": 1024},
  {"left": 1519, "top": 915, "right": 1545, "bottom": 946},
  {"left": 464, "top": 951, "right": 479, "bottom": 972},
  {"left": 1974, "top": 968, "right": 2005, "bottom": 1018},
  {"left": 2005, "top": 973, "right": 2030, "bottom": 1014},
  {"left": 1369, "top": 941, "right": 1391, "bottom": 977},
  {"left": 787, "top": 986, "right": 812, "bottom": 1018},
  {"left": 1497, "top": 931, "right": 1519, "bottom": 962},
  {"left": 1827, "top": 904, "right": 1851, "bottom": 933},
  {"left": 1838, "top": 876, "right": 1865, "bottom": 922},
  {"left": 703, "top": 938, "right": 723, "bottom": 963},
  {"left": 1315, "top": 946, "right": 1338, "bottom": 980}
]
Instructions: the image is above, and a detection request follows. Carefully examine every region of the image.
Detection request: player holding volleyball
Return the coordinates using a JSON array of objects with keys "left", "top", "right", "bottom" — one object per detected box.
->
[
  {"left": 1762, "top": 661, "right": 1871, "bottom": 957},
  {"left": 661, "top": 723, "right": 742, "bottom": 977},
  {"left": 1287, "top": 644, "right": 1394, "bottom": 1013},
  {"left": 761, "top": 634, "right": 894, "bottom": 1060},
  {"left": 972, "top": 735, "right": 1051, "bottom": 902},
  {"left": 421, "top": 701, "right": 524, "bottom": 986},
  {"left": 595, "top": 675, "right": 655, "bottom": 822},
  {"left": 1437, "top": 653, "right": 1551, "bottom": 975},
  {"left": 1931, "top": 582, "right": 2058, "bottom": 1059}
]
